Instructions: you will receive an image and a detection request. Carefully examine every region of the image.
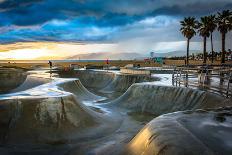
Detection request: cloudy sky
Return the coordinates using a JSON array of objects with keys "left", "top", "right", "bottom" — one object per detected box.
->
[{"left": 0, "top": 0, "right": 231, "bottom": 59}]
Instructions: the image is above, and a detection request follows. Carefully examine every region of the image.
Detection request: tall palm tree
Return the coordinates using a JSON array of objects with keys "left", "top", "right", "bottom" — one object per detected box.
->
[
  {"left": 207, "top": 15, "right": 217, "bottom": 63},
  {"left": 216, "top": 10, "right": 231, "bottom": 63},
  {"left": 198, "top": 16, "right": 211, "bottom": 64},
  {"left": 227, "top": 12, "right": 232, "bottom": 46},
  {"left": 180, "top": 17, "right": 198, "bottom": 65}
]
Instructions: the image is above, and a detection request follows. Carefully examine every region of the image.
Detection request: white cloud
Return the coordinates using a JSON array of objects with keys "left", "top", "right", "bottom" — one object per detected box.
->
[
  {"left": 85, "top": 27, "right": 117, "bottom": 37},
  {"left": 48, "top": 19, "right": 69, "bottom": 26}
]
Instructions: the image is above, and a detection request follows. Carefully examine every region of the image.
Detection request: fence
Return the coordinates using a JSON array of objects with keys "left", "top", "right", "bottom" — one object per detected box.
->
[{"left": 172, "top": 65, "right": 232, "bottom": 98}]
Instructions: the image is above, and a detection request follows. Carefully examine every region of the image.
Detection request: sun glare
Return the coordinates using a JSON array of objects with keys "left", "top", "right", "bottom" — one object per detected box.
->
[
  {"left": 0, "top": 42, "right": 117, "bottom": 60},
  {"left": 0, "top": 48, "right": 56, "bottom": 60}
]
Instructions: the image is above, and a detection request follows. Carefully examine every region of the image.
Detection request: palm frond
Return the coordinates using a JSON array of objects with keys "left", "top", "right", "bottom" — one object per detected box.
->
[{"left": 180, "top": 16, "right": 198, "bottom": 39}]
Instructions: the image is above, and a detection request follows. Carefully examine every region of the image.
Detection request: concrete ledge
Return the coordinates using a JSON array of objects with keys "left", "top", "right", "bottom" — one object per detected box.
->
[{"left": 120, "top": 68, "right": 151, "bottom": 75}]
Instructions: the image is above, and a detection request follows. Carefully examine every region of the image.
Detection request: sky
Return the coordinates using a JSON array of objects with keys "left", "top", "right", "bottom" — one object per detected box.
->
[{"left": 0, "top": 0, "right": 232, "bottom": 59}]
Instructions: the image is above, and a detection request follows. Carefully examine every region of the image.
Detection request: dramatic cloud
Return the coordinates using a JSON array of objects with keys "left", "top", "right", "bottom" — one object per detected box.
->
[{"left": 0, "top": 0, "right": 231, "bottom": 55}]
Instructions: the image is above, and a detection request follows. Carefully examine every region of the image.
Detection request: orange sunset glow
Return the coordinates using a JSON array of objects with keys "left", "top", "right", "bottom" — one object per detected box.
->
[{"left": 0, "top": 42, "right": 117, "bottom": 60}]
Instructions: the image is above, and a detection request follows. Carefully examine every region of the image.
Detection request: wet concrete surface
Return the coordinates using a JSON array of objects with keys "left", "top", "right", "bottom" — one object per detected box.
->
[
  {"left": 0, "top": 68, "right": 231, "bottom": 155},
  {"left": 124, "top": 107, "right": 232, "bottom": 155},
  {"left": 0, "top": 68, "right": 28, "bottom": 93}
]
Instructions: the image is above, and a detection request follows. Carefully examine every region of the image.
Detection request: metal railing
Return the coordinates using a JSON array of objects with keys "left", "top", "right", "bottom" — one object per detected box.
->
[{"left": 172, "top": 65, "right": 232, "bottom": 98}]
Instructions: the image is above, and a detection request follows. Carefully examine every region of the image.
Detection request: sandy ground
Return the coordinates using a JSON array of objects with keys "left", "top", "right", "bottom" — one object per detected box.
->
[{"left": 0, "top": 60, "right": 231, "bottom": 69}]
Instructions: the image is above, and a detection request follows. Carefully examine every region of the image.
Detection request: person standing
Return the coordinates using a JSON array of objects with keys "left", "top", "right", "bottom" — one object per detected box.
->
[
  {"left": 48, "top": 61, "right": 52, "bottom": 69},
  {"left": 48, "top": 61, "right": 53, "bottom": 78},
  {"left": 105, "top": 59, "right": 109, "bottom": 70}
]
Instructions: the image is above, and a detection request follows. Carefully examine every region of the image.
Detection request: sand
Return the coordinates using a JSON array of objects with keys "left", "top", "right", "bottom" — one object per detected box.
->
[{"left": 0, "top": 59, "right": 231, "bottom": 70}]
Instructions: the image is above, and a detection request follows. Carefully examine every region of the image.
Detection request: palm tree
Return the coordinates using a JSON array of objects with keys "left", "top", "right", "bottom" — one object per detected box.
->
[
  {"left": 207, "top": 15, "right": 217, "bottom": 63},
  {"left": 227, "top": 12, "right": 232, "bottom": 46},
  {"left": 180, "top": 17, "right": 198, "bottom": 65},
  {"left": 198, "top": 16, "right": 211, "bottom": 64},
  {"left": 216, "top": 10, "right": 231, "bottom": 63}
]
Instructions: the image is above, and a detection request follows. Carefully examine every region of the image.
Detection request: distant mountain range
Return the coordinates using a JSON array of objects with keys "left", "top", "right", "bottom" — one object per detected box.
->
[
  {"left": 66, "top": 50, "right": 201, "bottom": 60},
  {"left": 67, "top": 52, "right": 145, "bottom": 60}
]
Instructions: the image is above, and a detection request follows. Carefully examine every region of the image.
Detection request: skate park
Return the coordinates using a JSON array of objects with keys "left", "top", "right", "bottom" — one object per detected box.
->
[{"left": 0, "top": 66, "right": 231, "bottom": 155}]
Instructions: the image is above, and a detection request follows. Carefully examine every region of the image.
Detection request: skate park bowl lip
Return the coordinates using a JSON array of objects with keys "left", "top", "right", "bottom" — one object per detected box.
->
[
  {"left": 0, "top": 68, "right": 28, "bottom": 93},
  {"left": 0, "top": 67, "right": 53, "bottom": 94},
  {"left": 0, "top": 78, "right": 95, "bottom": 100}
]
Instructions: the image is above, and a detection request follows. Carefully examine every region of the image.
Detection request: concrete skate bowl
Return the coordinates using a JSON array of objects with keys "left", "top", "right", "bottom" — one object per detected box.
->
[
  {"left": 0, "top": 96, "right": 118, "bottom": 145},
  {"left": 110, "top": 83, "right": 230, "bottom": 116},
  {"left": 0, "top": 68, "right": 51, "bottom": 94},
  {"left": 9, "top": 76, "right": 51, "bottom": 93},
  {"left": 107, "top": 83, "right": 231, "bottom": 155},
  {"left": 0, "top": 68, "right": 27, "bottom": 93},
  {"left": 123, "top": 107, "right": 232, "bottom": 155},
  {"left": 96, "top": 73, "right": 157, "bottom": 101},
  {"left": 57, "top": 79, "right": 104, "bottom": 102},
  {"left": 57, "top": 70, "right": 158, "bottom": 100},
  {"left": 0, "top": 69, "right": 231, "bottom": 155},
  {"left": 57, "top": 70, "right": 114, "bottom": 89},
  {"left": 0, "top": 79, "right": 121, "bottom": 154}
]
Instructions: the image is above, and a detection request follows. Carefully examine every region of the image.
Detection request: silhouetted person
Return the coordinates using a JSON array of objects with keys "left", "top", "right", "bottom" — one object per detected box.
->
[
  {"left": 48, "top": 61, "right": 53, "bottom": 78},
  {"left": 48, "top": 61, "right": 52, "bottom": 69},
  {"left": 105, "top": 59, "right": 109, "bottom": 70}
]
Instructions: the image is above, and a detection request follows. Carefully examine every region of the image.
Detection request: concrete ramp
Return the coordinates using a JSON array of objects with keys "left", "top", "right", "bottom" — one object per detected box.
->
[
  {"left": 110, "top": 83, "right": 229, "bottom": 115},
  {"left": 1, "top": 69, "right": 231, "bottom": 154},
  {"left": 0, "top": 68, "right": 51, "bottom": 94},
  {"left": 58, "top": 79, "right": 105, "bottom": 102},
  {"left": 0, "top": 78, "right": 120, "bottom": 145},
  {"left": 10, "top": 76, "right": 50, "bottom": 93},
  {"left": 57, "top": 70, "right": 158, "bottom": 95},
  {"left": 100, "top": 74, "right": 155, "bottom": 93},
  {"left": 123, "top": 107, "right": 232, "bottom": 155},
  {"left": 0, "top": 95, "right": 96, "bottom": 144},
  {"left": 77, "top": 70, "right": 115, "bottom": 89},
  {"left": 58, "top": 70, "right": 115, "bottom": 89},
  {"left": 0, "top": 68, "right": 27, "bottom": 93}
]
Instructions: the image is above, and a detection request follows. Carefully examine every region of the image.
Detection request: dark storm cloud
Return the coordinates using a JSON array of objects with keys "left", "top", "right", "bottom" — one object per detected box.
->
[
  {"left": 0, "top": 0, "right": 231, "bottom": 26},
  {"left": 0, "top": 0, "right": 231, "bottom": 43},
  {"left": 0, "top": 0, "right": 42, "bottom": 11},
  {"left": 151, "top": 1, "right": 232, "bottom": 17}
]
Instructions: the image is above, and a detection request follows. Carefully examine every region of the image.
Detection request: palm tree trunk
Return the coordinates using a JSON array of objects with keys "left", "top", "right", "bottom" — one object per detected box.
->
[
  {"left": 186, "top": 38, "right": 190, "bottom": 66},
  {"left": 210, "top": 32, "right": 214, "bottom": 63},
  {"left": 221, "top": 32, "right": 226, "bottom": 64},
  {"left": 203, "top": 36, "right": 207, "bottom": 64}
]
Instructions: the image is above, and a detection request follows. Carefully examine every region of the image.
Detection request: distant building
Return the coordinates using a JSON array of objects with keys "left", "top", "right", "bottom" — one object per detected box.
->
[{"left": 150, "top": 52, "right": 154, "bottom": 58}]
